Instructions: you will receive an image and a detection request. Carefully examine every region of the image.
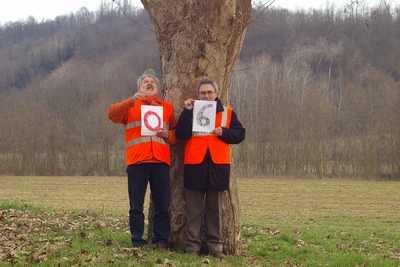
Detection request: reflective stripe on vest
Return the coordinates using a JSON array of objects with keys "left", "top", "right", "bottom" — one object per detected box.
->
[
  {"left": 126, "top": 136, "right": 169, "bottom": 148},
  {"left": 184, "top": 107, "right": 232, "bottom": 164},
  {"left": 124, "top": 101, "right": 173, "bottom": 166}
]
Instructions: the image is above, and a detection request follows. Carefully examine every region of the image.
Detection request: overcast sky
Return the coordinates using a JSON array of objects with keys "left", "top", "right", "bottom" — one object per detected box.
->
[{"left": 0, "top": 0, "right": 393, "bottom": 25}]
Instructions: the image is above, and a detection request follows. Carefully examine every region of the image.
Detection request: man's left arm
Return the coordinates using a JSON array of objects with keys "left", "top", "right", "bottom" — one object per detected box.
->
[
  {"left": 219, "top": 110, "right": 245, "bottom": 144},
  {"left": 165, "top": 111, "right": 179, "bottom": 145}
]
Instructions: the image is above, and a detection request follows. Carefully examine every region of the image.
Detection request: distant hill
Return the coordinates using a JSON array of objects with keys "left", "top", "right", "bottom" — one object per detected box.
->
[{"left": 1, "top": 2, "right": 399, "bottom": 178}]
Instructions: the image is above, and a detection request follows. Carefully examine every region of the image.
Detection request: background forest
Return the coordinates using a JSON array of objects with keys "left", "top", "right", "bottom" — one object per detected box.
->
[{"left": 0, "top": 1, "right": 399, "bottom": 179}]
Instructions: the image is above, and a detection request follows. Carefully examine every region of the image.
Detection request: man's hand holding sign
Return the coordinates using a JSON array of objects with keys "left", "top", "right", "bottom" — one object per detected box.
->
[
  {"left": 107, "top": 70, "right": 178, "bottom": 250},
  {"left": 175, "top": 79, "right": 245, "bottom": 258},
  {"left": 183, "top": 98, "right": 221, "bottom": 136},
  {"left": 141, "top": 105, "right": 166, "bottom": 136}
]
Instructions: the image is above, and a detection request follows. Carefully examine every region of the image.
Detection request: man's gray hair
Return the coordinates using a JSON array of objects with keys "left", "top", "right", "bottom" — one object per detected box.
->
[
  {"left": 137, "top": 71, "right": 160, "bottom": 89},
  {"left": 196, "top": 79, "right": 219, "bottom": 93}
]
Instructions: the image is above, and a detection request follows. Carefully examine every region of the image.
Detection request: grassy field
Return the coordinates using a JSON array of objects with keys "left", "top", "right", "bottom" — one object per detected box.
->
[{"left": 1, "top": 176, "right": 400, "bottom": 266}]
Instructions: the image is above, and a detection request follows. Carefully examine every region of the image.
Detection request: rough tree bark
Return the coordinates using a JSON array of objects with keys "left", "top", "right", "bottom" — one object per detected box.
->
[{"left": 141, "top": 0, "right": 252, "bottom": 254}]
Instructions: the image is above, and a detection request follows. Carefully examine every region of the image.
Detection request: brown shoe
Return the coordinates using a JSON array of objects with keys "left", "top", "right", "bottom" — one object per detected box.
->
[
  {"left": 186, "top": 250, "right": 198, "bottom": 255},
  {"left": 153, "top": 241, "right": 167, "bottom": 251},
  {"left": 211, "top": 251, "right": 226, "bottom": 259}
]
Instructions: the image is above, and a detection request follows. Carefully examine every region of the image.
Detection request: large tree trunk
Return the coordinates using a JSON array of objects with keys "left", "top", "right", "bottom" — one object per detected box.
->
[{"left": 142, "top": 0, "right": 252, "bottom": 254}]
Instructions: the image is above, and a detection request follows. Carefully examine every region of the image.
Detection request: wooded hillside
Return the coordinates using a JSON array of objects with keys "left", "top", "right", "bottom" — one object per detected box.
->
[{"left": 1, "top": 1, "right": 399, "bottom": 179}]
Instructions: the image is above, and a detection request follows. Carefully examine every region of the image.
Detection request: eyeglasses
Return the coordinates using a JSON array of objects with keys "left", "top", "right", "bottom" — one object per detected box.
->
[{"left": 198, "top": 90, "right": 216, "bottom": 95}]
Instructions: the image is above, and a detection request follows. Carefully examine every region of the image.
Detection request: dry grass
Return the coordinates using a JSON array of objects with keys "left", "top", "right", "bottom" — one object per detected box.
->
[
  {"left": 237, "top": 177, "right": 400, "bottom": 216},
  {"left": 1, "top": 176, "right": 399, "bottom": 226},
  {"left": 2, "top": 176, "right": 400, "bottom": 266},
  {"left": 0, "top": 176, "right": 130, "bottom": 215}
]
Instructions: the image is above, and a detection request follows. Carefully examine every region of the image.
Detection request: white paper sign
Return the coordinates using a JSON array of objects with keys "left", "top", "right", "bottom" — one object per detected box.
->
[
  {"left": 141, "top": 105, "right": 163, "bottom": 136},
  {"left": 192, "top": 100, "right": 216, "bottom": 133}
]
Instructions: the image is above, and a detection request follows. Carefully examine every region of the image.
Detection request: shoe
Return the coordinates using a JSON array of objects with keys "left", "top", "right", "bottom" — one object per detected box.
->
[
  {"left": 187, "top": 250, "right": 198, "bottom": 255},
  {"left": 153, "top": 241, "right": 167, "bottom": 251},
  {"left": 211, "top": 251, "right": 226, "bottom": 259}
]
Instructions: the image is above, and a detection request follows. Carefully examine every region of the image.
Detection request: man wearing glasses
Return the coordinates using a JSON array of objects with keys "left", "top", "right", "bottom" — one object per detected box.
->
[{"left": 175, "top": 79, "right": 245, "bottom": 259}]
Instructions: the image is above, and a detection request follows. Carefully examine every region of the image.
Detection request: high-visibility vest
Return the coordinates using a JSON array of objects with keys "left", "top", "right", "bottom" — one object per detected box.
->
[
  {"left": 184, "top": 107, "right": 232, "bottom": 164},
  {"left": 125, "top": 101, "right": 173, "bottom": 166}
]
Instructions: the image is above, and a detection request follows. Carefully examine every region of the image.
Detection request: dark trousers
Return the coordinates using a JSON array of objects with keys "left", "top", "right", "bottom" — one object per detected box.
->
[
  {"left": 185, "top": 188, "right": 224, "bottom": 252},
  {"left": 126, "top": 163, "right": 171, "bottom": 246}
]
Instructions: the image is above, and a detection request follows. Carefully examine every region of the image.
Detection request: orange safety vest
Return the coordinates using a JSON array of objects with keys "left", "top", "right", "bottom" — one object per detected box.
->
[
  {"left": 184, "top": 107, "right": 232, "bottom": 164},
  {"left": 125, "top": 101, "right": 173, "bottom": 166}
]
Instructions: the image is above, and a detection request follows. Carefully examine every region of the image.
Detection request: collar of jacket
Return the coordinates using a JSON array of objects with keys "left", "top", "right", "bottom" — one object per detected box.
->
[
  {"left": 142, "top": 94, "right": 163, "bottom": 106},
  {"left": 215, "top": 97, "right": 225, "bottom": 112}
]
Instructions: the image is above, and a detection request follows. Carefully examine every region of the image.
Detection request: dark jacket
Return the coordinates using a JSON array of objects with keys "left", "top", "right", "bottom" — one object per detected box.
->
[{"left": 176, "top": 98, "right": 245, "bottom": 190}]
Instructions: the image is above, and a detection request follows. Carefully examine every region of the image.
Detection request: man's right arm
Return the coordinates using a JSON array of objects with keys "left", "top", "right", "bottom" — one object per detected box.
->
[
  {"left": 107, "top": 97, "right": 135, "bottom": 124},
  {"left": 175, "top": 108, "right": 193, "bottom": 140}
]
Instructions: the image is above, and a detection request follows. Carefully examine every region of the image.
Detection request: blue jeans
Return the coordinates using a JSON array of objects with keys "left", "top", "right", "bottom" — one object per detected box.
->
[{"left": 126, "top": 163, "right": 171, "bottom": 246}]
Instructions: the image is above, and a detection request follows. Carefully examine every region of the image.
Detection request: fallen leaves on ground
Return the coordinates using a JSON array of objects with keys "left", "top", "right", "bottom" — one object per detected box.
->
[{"left": 0, "top": 207, "right": 129, "bottom": 265}]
